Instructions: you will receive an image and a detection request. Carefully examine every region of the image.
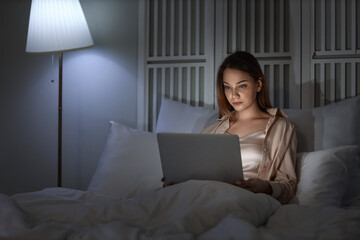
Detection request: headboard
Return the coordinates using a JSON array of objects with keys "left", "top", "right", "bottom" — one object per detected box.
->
[{"left": 137, "top": 0, "right": 360, "bottom": 132}]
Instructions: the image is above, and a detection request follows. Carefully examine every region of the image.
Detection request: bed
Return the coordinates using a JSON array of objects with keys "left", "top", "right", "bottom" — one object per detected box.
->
[{"left": 1, "top": 96, "right": 360, "bottom": 240}]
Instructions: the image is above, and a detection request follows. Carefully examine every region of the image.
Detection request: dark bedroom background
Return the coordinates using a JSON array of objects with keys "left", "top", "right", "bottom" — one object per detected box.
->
[
  {"left": 1, "top": 0, "right": 359, "bottom": 196},
  {"left": 0, "top": 0, "right": 139, "bottom": 195}
]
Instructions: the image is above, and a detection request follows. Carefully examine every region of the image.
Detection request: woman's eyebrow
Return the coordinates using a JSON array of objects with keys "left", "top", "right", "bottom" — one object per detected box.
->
[{"left": 223, "top": 80, "right": 248, "bottom": 85}]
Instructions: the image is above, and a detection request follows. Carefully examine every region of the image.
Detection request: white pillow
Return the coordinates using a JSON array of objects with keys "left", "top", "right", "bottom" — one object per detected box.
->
[
  {"left": 156, "top": 97, "right": 218, "bottom": 133},
  {"left": 290, "top": 145, "right": 358, "bottom": 207},
  {"left": 284, "top": 95, "right": 360, "bottom": 154},
  {"left": 87, "top": 121, "right": 163, "bottom": 198},
  {"left": 312, "top": 95, "right": 360, "bottom": 152}
]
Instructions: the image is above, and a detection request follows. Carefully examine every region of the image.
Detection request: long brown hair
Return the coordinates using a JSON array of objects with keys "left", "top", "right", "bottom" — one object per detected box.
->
[{"left": 216, "top": 51, "right": 272, "bottom": 121}]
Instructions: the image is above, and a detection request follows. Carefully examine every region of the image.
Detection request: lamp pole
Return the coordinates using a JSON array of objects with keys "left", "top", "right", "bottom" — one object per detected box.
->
[{"left": 58, "top": 52, "right": 63, "bottom": 187}]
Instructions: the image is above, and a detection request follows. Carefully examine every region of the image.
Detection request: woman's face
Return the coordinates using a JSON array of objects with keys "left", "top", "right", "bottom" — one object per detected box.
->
[{"left": 223, "top": 68, "right": 262, "bottom": 113}]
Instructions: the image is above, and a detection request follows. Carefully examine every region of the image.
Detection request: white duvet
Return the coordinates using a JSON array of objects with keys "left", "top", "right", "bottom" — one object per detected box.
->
[{"left": 1, "top": 180, "right": 359, "bottom": 240}]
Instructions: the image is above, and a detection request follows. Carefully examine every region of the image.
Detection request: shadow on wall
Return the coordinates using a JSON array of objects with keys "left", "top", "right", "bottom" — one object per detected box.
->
[{"left": 59, "top": 48, "right": 138, "bottom": 191}]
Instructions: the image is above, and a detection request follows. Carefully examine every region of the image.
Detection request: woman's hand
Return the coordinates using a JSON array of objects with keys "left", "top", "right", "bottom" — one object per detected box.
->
[{"left": 235, "top": 178, "right": 273, "bottom": 195}]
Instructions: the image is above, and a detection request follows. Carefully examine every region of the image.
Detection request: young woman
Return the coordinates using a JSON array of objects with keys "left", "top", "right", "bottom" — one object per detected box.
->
[{"left": 202, "top": 51, "right": 297, "bottom": 204}]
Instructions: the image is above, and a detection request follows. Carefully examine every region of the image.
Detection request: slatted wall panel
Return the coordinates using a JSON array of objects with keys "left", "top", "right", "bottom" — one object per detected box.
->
[
  {"left": 146, "top": 63, "right": 207, "bottom": 131},
  {"left": 223, "top": 0, "right": 300, "bottom": 109},
  {"left": 226, "top": 0, "right": 290, "bottom": 56},
  {"left": 313, "top": 60, "right": 360, "bottom": 106},
  {"left": 260, "top": 61, "right": 292, "bottom": 109},
  {"left": 138, "top": 0, "right": 360, "bottom": 130},
  {"left": 148, "top": 0, "right": 206, "bottom": 59},
  {"left": 138, "top": 0, "right": 215, "bottom": 131},
  {"left": 311, "top": 0, "right": 360, "bottom": 107}
]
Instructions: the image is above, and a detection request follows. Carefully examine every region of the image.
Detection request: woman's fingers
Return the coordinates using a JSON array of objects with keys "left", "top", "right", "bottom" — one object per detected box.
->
[
  {"left": 236, "top": 178, "right": 272, "bottom": 194},
  {"left": 235, "top": 178, "right": 262, "bottom": 192},
  {"left": 235, "top": 179, "right": 250, "bottom": 188}
]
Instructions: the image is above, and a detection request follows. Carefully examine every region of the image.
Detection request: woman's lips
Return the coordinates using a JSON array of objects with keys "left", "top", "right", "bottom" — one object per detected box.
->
[{"left": 232, "top": 102, "right": 242, "bottom": 106}]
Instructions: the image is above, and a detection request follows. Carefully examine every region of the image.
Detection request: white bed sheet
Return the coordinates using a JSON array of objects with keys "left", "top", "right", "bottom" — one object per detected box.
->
[{"left": 2, "top": 180, "right": 360, "bottom": 240}]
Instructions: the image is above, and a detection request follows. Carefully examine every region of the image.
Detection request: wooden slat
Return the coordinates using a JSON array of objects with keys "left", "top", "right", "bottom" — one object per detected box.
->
[
  {"left": 351, "top": 0, "right": 356, "bottom": 52},
  {"left": 231, "top": 0, "right": 237, "bottom": 52},
  {"left": 162, "top": 0, "right": 166, "bottom": 56},
  {"left": 320, "top": 0, "right": 325, "bottom": 53},
  {"left": 269, "top": 0, "right": 274, "bottom": 53},
  {"left": 179, "top": 0, "right": 183, "bottom": 56},
  {"left": 144, "top": 67, "right": 150, "bottom": 130},
  {"left": 170, "top": 67, "right": 174, "bottom": 98},
  {"left": 225, "top": 0, "right": 230, "bottom": 53},
  {"left": 251, "top": 0, "right": 255, "bottom": 53},
  {"left": 279, "top": 64, "right": 284, "bottom": 107},
  {"left": 170, "top": 0, "right": 175, "bottom": 56},
  {"left": 260, "top": 0, "right": 265, "bottom": 53},
  {"left": 351, "top": 61, "right": 356, "bottom": 96},
  {"left": 331, "top": 0, "right": 335, "bottom": 51},
  {"left": 178, "top": 66, "right": 183, "bottom": 102},
  {"left": 187, "top": 0, "right": 191, "bottom": 56},
  {"left": 345, "top": 63, "right": 351, "bottom": 98},
  {"left": 153, "top": 0, "right": 158, "bottom": 56},
  {"left": 340, "top": 0, "right": 346, "bottom": 50},
  {"left": 154, "top": 68, "right": 161, "bottom": 130},
  {"left": 186, "top": 66, "right": 191, "bottom": 104},
  {"left": 152, "top": 68, "right": 158, "bottom": 131},
  {"left": 161, "top": 67, "right": 166, "bottom": 97},
  {"left": 195, "top": 0, "right": 200, "bottom": 55},
  {"left": 340, "top": 62, "right": 346, "bottom": 99},
  {"left": 330, "top": 62, "right": 335, "bottom": 103},
  {"left": 241, "top": 0, "right": 246, "bottom": 50},
  {"left": 314, "top": 63, "right": 319, "bottom": 107},
  {"left": 148, "top": 55, "right": 208, "bottom": 62},
  {"left": 319, "top": 63, "right": 325, "bottom": 106},
  {"left": 195, "top": 67, "right": 199, "bottom": 105},
  {"left": 279, "top": 0, "right": 284, "bottom": 52}
]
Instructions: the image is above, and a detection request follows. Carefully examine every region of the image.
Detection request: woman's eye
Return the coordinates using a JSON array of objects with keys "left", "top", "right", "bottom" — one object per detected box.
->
[
  {"left": 239, "top": 84, "right": 247, "bottom": 88},
  {"left": 224, "top": 85, "right": 231, "bottom": 90}
]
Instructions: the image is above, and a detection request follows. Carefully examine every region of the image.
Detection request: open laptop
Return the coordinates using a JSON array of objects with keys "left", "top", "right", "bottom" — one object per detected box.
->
[{"left": 156, "top": 133, "right": 243, "bottom": 185}]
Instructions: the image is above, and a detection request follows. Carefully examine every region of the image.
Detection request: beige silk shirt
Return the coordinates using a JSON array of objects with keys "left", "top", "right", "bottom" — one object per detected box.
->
[{"left": 202, "top": 108, "right": 297, "bottom": 204}]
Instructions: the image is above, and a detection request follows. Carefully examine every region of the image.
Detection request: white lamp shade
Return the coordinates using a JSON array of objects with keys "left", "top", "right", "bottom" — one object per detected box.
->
[{"left": 26, "top": 0, "right": 94, "bottom": 53}]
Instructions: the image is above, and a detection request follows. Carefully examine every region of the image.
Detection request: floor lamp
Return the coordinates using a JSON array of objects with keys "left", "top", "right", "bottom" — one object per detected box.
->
[{"left": 26, "top": 0, "right": 94, "bottom": 187}]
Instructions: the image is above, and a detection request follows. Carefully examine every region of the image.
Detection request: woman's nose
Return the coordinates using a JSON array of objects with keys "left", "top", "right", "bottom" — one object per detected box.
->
[{"left": 232, "top": 89, "right": 239, "bottom": 98}]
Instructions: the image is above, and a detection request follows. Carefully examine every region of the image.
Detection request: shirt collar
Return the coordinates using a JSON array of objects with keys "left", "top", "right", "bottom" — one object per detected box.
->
[
  {"left": 266, "top": 108, "right": 287, "bottom": 117},
  {"left": 219, "top": 108, "right": 286, "bottom": 121}
]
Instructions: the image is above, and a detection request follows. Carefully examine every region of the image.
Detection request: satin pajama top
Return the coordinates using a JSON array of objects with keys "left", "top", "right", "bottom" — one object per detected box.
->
[
  {"left": 203, "top": 108, "right": 297, "bottom": 204},
  {"left": 238, "top": 130, "right": 266, "bottom": 180}
]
